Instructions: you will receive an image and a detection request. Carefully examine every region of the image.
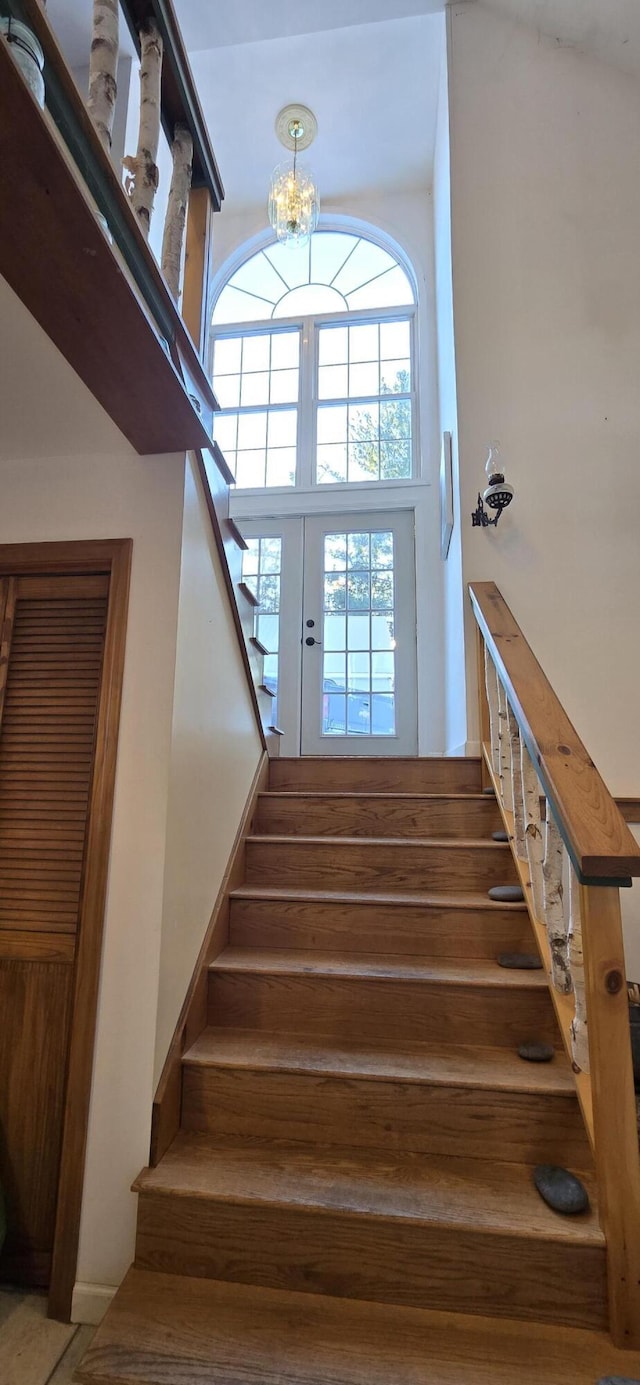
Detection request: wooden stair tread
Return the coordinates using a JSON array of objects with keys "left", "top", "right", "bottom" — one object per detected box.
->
[
  {"left": 211, "top": 947, "right": 548, "bottom": 989},
  {"left": 134, "top": 1133, "right": 602, "bottom": 1244},
  {"left": 184, "top": 1026, "right": 575, "bottom": 1094},
  {"left": 248, "top": 833, "right": 511, "bottom": 849},
  {"left": 257, "top": 791, "right": 495, "bottom": 801},
  {"left": 230, "top": 883, "right": 527, "bottom": 911},
  {"left": 76, "top": 1268, "right": 640, "bottom": 1385}
]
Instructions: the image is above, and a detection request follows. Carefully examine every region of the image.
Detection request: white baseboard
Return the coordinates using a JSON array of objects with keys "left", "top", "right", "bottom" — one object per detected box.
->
[{"left": 71, "top": 1281, "right": 117, "bottom": 1325}]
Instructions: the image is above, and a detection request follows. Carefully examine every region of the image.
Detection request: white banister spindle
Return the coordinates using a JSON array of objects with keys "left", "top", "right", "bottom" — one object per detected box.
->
[
  {"left": 542, "top": 814, "right": 572, "bottom": 994},
  {"left": 568, "top": 868, "right": 589, "bottom": 1072},
  {"left": 521, "top": 740, "right": 545, "bottom": 920},
  {"left": 507, "top": 702, "right": 527, "bottom": 860},
  {"left": 496, "top": 680, "right": 513, "bottom": 812},
  {"left": 484, "top": 644, "right": 500, "bottom": 778}
]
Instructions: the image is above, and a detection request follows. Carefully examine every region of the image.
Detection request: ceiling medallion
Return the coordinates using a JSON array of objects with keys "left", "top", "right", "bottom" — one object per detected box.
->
[{"left": 268, "top": 104, "right": 320, "bottom": 247}]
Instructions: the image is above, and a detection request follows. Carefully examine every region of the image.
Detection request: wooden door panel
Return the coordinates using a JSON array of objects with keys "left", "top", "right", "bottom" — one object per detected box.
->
[
  {"left": 0, "top": 576, "right": 108, "bottom": 1283},
  {"left": 0, "top": 959, "right": 74, "bottom": 1284}
]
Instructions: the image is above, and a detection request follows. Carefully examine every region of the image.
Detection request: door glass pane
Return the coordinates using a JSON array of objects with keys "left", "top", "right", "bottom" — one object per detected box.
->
[
  {"left": 320, "top": 528, "right": 396, "bottom": 737},
  {"left": 242, "top": 537, "right": 283, "bottom": 724}
]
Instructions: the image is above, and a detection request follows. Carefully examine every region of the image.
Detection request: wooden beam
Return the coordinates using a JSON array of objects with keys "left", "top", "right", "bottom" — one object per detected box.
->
[
  {"left": 183, "top": 188, "right": 213, "bottom": 359},
  {"left": 468, "top": 582, "right": 640, "bottom": 882}
]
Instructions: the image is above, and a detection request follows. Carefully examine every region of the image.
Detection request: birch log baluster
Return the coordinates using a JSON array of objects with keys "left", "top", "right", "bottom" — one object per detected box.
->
[
  {"left": 497, "top": 681, "right": 513, "bottom": 813},
  {"left": 506, "top": 702, "right": 527, "bottom": 860},
  {"left": 568, "top": 867, "right": 589, "bottom": 1072},
  {"left": 520, "top": 740, "right": 545, "bottom": 920},
  {"left": 123, "top": 20, "right": 163, "bottom": 238},
  {"left": 542, "top": 814, "right": 572, "bottom": 993},
  {"left": 483, "top": 643, "right": 500, "bottom": 778},
  {"left": 87, "top": 0, "right": 119, "bottom": 153},
  {"left": 161, "top": 124, "right": 194, "bottom": 300}
]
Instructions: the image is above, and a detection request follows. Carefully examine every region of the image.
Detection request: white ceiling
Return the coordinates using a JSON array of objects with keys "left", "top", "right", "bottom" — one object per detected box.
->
[
  {"left": 42, "top": 0, "right": 640, "bottom": 220},
  {"left": 175, "top": 0, "right": 443, "bottom": 51},
  {"left": 186, "top": 14, "right": 444, "bottom": 209}
]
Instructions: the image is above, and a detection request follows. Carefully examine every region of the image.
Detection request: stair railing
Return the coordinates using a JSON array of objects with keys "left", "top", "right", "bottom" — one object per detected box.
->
[{"left": 469, "top": 581, "right": 640, "bottom": 1349}]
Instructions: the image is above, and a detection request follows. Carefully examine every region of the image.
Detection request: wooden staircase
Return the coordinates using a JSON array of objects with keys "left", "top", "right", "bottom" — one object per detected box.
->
[{"left": 76, "top": 756, "right": 640, "bottom": 1385}]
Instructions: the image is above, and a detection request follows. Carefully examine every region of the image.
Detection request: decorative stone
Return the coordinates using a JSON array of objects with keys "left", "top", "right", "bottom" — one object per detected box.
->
[
  {"left": 488, "top": 884, "right": 524, "bottom": 903},
  {"left": 518, "top": 1042, "right": 555, "bottom": 1063},
  {"left": 482, "top": 787, "right": 496, "bottom": 795},
  {"left": 498, "top": 952, "right": 543, "bottom": 970},
  {"left": 492, "top": 830, "right": 509, "bottom": 842},
  {"left": 533, "top": 1165, "right": 590, "bottom": 1215},
  {"left": 596, "top": 1378, "right": 640, "bottom": 1384}
]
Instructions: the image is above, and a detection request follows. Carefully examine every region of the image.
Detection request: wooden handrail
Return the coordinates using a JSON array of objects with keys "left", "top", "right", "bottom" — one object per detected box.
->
[
  {"left": 470, "top": 579, "right": 640, "bottom": 1348},
  {"left": 469, "top": 582, "right": 640, "bottom": 883}
]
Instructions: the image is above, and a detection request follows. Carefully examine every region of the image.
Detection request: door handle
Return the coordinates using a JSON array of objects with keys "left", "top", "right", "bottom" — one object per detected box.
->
[{"left": 305, "top": 636, "right": 322, "bottom": 647}]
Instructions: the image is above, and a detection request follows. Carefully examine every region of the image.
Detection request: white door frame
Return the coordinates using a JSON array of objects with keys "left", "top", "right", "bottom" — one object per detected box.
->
[
  {"left": 239, "top": 509, "right": 418, "bottom": 757},
  {"left": 301, "top": 509, "right": 418, "bottom": 756}
]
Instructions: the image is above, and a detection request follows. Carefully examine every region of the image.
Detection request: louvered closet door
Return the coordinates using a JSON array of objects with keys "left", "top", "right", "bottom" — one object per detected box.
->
[{"left": 0, "top": 573, "right": 108, "bottom": 1285}]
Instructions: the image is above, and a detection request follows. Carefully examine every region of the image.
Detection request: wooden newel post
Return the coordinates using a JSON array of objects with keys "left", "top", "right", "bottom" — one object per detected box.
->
[{"left": 578, "top": 884, "right": 640, "bottom": 1347}]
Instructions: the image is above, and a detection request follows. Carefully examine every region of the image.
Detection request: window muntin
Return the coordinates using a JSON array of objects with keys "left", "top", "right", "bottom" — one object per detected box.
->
[
  {"left": 316, "top": 319, "right": 412, "bottom": 485},
  {"left": 212, "top": 231, "right": 415, "bottom": 326},
  {"left": 322, "top": 528, "right": 396, "bottom": 737},
  {"left": 212, "top": 328, "right": 300, "bottom": 488},
  {"left": 211, "top": 232, "right": 417, "bottom": 491}
]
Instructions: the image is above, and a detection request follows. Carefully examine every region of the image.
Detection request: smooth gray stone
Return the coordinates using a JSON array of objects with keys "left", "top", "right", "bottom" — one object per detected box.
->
[
  {"left": 533, "top": 1165, "right": 590, "bottom": 1215},
  {"left": 498, "top": 952, "right": 543, "bottom": 970},
  {"left": 488, "top": 884, "right": 524, "bottom": 903},
  {"left": 596, "top": 1378, "right": 640, "bottom": 1384},
  {"left": 518, "top": 1042, "right": 555, "bottom": 1063},
  {"left": 492, "top": 830, "right": 509, "bottom": 842}
]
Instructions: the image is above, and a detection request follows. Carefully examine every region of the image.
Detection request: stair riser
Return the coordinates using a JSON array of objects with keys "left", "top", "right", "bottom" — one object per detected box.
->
[
  {"left": 245, "top": 841, "right": 518, "bottom": 893},
  {"left": 253, "top": 796, "right": 502, "bottom": 839},
  {"left": 208, "top": 974, "right": 558, "bottom": 1047},
  {"left": 269, "top": 759, "right": 483, "bottom": 794},
  {"left": 182, "top": 1066, "right": 591, "bottom": 1167},
  {"left": 135, "top": 1194, "right": 606, "bottom": 1330},
  {"left": 229, "top": 897, "right": 531, "bottom": 958}
]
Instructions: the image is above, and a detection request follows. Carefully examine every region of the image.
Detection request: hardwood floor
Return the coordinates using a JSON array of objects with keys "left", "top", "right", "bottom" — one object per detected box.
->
[
  {"left": 76, "top": 756, "right": 638, "bottom": 1384},
  {"left": 0, "top": 1290, "right": 94, "bottom": 1384}
]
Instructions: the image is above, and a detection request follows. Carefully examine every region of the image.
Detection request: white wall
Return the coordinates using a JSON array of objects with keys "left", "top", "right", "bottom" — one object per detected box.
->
[
  {"left": 433, "top": 15, "right": 466, "bottom": 755},
  {"left": 0, "top": 281, "right": 186, "bottom": 1305},
  {"left": 211, "top": 187, "right": 447, "bottom": 753},
  {"left": 448, "top": 1, "right": 640, "bottom": 793},
  {"left": 154, "top": 454, "right": 263, "bottom": 1084}
]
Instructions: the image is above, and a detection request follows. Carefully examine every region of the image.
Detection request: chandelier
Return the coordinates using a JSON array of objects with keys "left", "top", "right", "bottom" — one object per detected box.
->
[{"left": 268, "top": 105, "right": 320, "bottom": 246}]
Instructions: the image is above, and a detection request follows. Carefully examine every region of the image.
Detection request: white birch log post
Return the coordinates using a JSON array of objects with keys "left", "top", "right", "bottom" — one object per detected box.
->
[
  {"left": 507, "top": 702, "right": 527, "bottom": 860},
  {"left": 161, "top": 124, "right": 193, "bottom": 301},
  {"left": 568, "top": 868, "right": 590, "bottom": 1072},
  {"left": 496, "top": 681, "right": 513, "bottom": 812},
  {"left": 87, "top": 0, "right": 119, "bottom": 153},
  {"left": 521, "top": 739, "right": 545, "bottom": 920},
  {"left": 542, "top": 814, "right": 572, "bottom": 993},
  {"left": 123, "top": 20, "right": 163, "bottom": 238},
  {"left": 484, "top": 644, "right": 500, "bottom": 778}
]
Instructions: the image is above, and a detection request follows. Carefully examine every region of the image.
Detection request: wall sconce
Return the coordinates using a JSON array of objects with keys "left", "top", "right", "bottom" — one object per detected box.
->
[{"left": 471, "top": 442, "right": 514, "bottom": 528}]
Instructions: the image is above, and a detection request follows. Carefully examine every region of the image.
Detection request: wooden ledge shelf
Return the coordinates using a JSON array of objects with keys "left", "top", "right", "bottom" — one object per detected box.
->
[{"left": 0, "top": 33, "right": 215, "bottom": 455}]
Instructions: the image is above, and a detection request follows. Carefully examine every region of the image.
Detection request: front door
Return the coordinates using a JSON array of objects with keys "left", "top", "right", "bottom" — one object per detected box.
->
[
  {"left": 240, "top": 509, "right": 418, "bottom": 756},
  {"left": 300, "top": 511, "right": 417, "bottom": 755}
]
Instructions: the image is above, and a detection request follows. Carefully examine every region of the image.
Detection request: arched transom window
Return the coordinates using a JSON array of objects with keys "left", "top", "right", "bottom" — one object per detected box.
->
[{"left": 211, "top": 230, "right": 417, "bottom": 491}]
